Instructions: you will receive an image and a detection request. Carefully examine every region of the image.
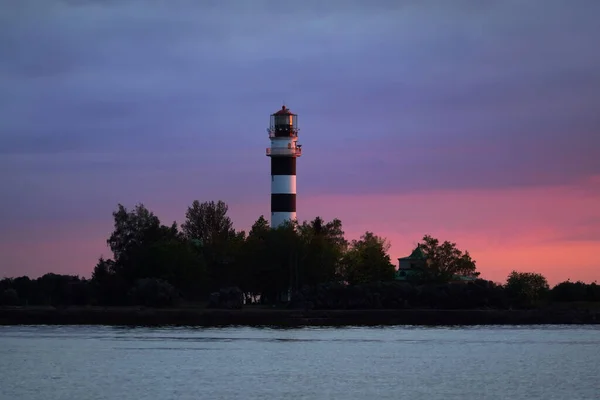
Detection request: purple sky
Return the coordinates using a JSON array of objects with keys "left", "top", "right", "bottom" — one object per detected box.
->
[{"left": 1, "top": 0, "right": 600, "bottom": 283}]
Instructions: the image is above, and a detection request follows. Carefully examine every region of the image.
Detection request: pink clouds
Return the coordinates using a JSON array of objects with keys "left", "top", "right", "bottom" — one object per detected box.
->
[{"left": 296, "top": 175, "right": 600, "bottom": 285}]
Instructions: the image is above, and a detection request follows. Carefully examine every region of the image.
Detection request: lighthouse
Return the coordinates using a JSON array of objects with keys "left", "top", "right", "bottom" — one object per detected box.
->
[{"left": 266, "top": 105, "right": 302, "bottom": 228}]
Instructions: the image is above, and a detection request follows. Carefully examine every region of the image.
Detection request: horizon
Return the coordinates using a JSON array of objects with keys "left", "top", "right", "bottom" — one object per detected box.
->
[{"left": 1, "top": 1, "right": 599, "bottom": 285}]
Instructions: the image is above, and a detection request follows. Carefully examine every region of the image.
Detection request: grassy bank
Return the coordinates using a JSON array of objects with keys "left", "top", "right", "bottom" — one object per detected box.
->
[{"left": 1, "top": 306, "right": 599, "bottom": 327}]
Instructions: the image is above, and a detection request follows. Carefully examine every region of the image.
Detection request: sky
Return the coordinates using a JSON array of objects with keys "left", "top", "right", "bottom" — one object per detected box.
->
[{"left": 1, "top": 0, "right": 599, "bottom": 285}]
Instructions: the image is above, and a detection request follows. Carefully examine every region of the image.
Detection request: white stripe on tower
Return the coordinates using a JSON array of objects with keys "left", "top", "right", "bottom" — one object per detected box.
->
[
  {"left": 271, "top": 175, "right": 296, "bottom": 194},
  {"left": 266, "top": 105, "right": 301, "bottom": 228}
]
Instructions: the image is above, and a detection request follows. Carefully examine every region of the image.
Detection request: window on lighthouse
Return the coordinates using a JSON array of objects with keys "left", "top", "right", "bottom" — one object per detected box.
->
[{"left": 275, "top": 116, "right": 285, "bottom": 126}]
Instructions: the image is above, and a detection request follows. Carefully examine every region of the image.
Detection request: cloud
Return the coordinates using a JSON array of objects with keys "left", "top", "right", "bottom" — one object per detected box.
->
[{"left": 0, "top": 0, "right": 599, "bottom": 264}]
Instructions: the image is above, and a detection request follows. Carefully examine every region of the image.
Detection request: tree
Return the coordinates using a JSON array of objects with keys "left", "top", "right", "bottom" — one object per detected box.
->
[
  {"left": 1, "top": 288, "right": 20, "bottom": 306},
  {"left": 10, "top": 276, "right": 33, "bottom": 305},
  {"left": 418, "top": 235, "right": 479, "bottom": 282},
  {"left": 505, "top": 271, "right": 549, "bottom": 308},
  {"left": 249, "top": 215, "right": 270, "bottom": 237},
  {"left": 35, "top": 273, "right": 86, "bottom": 306},
  {"left": 129, "top": 278, "right": 179, "bottom": 308},
  {"left": 588, "top": 282, "right": 600, "bottom": 302},
  {"left": 341, "top": 232, "right": 395, "bottom": 285},
  {"left": 181, "top": 200, "right": 244, "bottom": 290},
  {"left": 96, "top": 203, "right": 209, "bottom": 304},
  {"left": 264, "top": 220, "right": 299, "bottom": 302},
  {"left": 107, "top": 204, "right": 165, "bottom": 263},
  {"left": 297, "top": 217, "right": 348, "bottom": 286},
  {"left": 241, "top": 217, "right": 304, "bottom": 303},
  {"left": 240, "top": 215, "right": 271, "bottom": 294},
  {"left": 131, "top": 238, "right": 208, "bottom": 300},
  {"left": 551, "top": 280, "right": 589, "bottom": 302},
  {"left": 181, "top": 200, "right": 235, "bottom": 245},
  {"left": 107, "top": 204, "right": 182, "bottom": 282},
  {"left": 91, "top": 257, "right": 116, "bottom": 281}
]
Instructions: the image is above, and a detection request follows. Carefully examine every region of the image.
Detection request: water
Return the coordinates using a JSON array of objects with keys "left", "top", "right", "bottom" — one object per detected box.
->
[{"left": 0, "top": 325, "right": 599, "bottom": 400}]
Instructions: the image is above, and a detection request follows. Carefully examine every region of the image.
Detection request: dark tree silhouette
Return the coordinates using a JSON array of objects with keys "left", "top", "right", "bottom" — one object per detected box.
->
[
  {"left": 181, "top": 200, "right": 245, "bottom": 291},
  {"left": 2, "top": 199, "right": 597, "bottom": 311},
  {"left": 505, "top": 271, "right": 549, "bottom": 308},
  {"left": 418, "top": 235, "right": 480, "bottom": 282},
  {"left": 341, "top": 232, "right": 395, "bottom": 285}
]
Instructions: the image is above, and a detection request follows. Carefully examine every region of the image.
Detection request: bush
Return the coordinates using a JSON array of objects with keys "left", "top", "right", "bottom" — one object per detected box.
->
[
  {"left": 207, "top": 287, "right": 243, "bottom": 309},
  {"left": 288, "top": 280, "right": 506, "bottom": 310},
  {"left": 129, "top": 278, "right": 179, "bottom": 308},
  {"left": 1, "top": 288, "right": 20, "bottom": 306},
  {"left": 505, "top": 271, "right": 549, "bottom": 308},
  {"left": 551, "top": 281, "right": 588, "bottom": 302}
]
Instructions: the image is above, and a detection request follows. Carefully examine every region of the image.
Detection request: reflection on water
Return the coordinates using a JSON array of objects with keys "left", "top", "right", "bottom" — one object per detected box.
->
[{"left": 1, "top": 325, "right": 599, "bottom": 400}]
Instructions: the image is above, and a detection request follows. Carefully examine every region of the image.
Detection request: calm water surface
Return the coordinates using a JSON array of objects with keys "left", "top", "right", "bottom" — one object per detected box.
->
[{"left": 1, "top": 325, "right": 599, "bottom": 400}]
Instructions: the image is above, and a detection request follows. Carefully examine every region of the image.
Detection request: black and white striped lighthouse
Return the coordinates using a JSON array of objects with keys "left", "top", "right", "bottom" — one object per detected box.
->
[{"left": 266, "top": 105, "right": 302, "bottom": 228}]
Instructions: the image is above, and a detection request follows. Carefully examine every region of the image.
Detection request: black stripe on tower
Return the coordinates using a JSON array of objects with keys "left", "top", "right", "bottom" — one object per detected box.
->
[
  {"left": 271, "top": 193, "right": 296, "bottom": 212},
  {"left": 271, "top": 157, "right": 296, "bottom": 176},
  {"left": 272, "top": 128, "right": 295, "bottom": 138}
]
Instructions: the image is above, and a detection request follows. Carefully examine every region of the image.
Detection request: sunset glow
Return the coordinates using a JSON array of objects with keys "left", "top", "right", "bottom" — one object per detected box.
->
[{"left": 1, "top": 1, "right": 599, "bottom": 285}]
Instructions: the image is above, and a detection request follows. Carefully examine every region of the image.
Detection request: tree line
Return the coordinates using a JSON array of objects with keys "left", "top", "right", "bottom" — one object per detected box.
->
[{"left": 1, "top": 200, "right": 598, "bottom": 309}]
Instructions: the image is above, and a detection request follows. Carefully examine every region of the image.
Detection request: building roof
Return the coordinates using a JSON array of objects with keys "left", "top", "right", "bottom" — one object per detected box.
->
[
  {"left": 273, "top": 105, "right": 294, "bottom": 115},
  {"left": 398, "top": 244, "right": 426, "bottom": 261}
]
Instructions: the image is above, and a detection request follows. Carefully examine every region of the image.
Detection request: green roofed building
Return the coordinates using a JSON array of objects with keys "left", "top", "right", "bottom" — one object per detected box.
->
[
  {"left": 395, "top": 244, "right": 427, "bottom": 281},
  {"left": 395, "top": 244, "right": 477, "bottom": 283}
]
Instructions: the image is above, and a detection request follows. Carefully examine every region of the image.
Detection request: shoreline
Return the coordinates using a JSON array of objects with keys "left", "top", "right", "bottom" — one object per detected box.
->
[{"left": 1, "top": 306, "right": 599, "bottom": 327}]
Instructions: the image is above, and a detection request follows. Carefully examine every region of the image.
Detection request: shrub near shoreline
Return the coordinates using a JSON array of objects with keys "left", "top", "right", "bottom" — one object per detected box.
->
[{"left": 2, "top": 277, "right": 599, "bottom": 311}]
